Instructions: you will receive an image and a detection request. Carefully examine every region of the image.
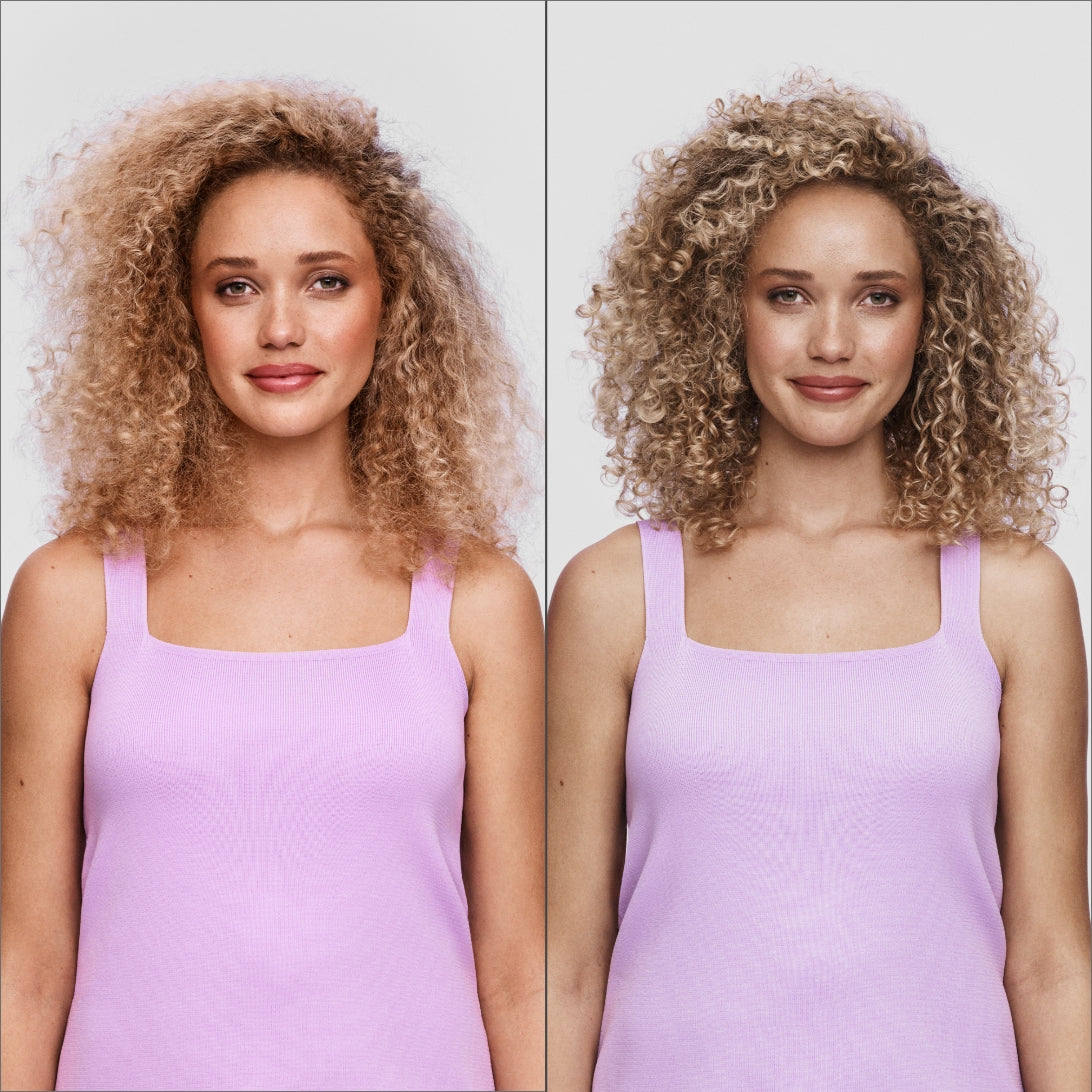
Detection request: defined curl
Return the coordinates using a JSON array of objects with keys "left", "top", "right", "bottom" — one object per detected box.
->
[
  {"left": 583, "top": 73, "right": 1068, "bottom": 546},
  {"left": 24, "top": 79, "right": 537, "bottom": 570}
]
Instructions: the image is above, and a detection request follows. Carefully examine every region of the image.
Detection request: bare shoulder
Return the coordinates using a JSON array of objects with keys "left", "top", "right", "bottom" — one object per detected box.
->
[
  {"left": 548, "top": 524, "right": 645, "bottom": 686},
  {"left": 2, "top": 535, "right": 106, "bottom": 688},
  {"left": 980, "top": 534, "right": 1084, "bottom": 682},
  {"left": 452, "top": 544, "right": 542, "bottom": 630},
  {"left": 4, "top": 535, "right": 106, "bottom": 619},
  {"left": 981, "top": 532, "right": 1075, "bottom": 588},
  {"left": 549, "top": 524, "right": 643, "bottom": 618},
  {"left": 980, "top": 534, "right": 1079, "bottom": 620},
  {"left": 449, "top": 545, "right": 543, "bottom": 689}
]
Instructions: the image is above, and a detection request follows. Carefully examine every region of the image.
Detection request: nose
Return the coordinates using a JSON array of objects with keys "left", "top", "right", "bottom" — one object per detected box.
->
[
  {"left": 806, "top": 306, "right": 854, "bottom": 364},
  {"left": 258, "top": 291, "right": 305, "bottom": 349}
]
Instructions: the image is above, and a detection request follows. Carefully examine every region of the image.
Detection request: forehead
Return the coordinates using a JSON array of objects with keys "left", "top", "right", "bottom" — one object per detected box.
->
[
  {"left": 192, "top": 171, "right": 369, "bottom": 253},
  {"left": 749, "top": 183, "right": 919, "bottom": 269}
]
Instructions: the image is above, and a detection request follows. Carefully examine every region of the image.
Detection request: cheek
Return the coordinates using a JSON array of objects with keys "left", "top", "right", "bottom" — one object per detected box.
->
[
  {"left": 338, "top": 311, "right": 379, "bottom": 352},
  {"left": 877, "top": 309, "right": 923, "bottom": 375},
  {"left": 191, "top": 300, "right": 218, "bottom": 357},
  {"left": 330, "top": 294, "right": 382, "bottom": 359},
  {"left": 190, "top": 301, "right": 242, "bottom": 392},
  {"left": 742, "top": 310, "right": 790, "bottom": 382}
]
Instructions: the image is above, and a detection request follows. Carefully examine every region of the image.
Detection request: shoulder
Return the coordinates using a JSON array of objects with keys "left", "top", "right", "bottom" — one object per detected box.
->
[
  {"left": 449, "top": 544, "right": 543, "bottom": 690},
  {"left": 979, "top": 534, "right": 1078, "bottom": 616},
  {"left": 4, "top": 535, "right": 106, "bottom": 619},
  {"left": 548, "top": 524, "right": 645, "bottom": 685},
  {"left": 2, "top": 535, "right": 107, "bottom": 688},
  {"left": 452, "top": 543, "right": 541, "bottom": 629},
  {"left": 549, "top": 524, "right": 643, "bottom": 615},
  {"left": 979, "top": 534, "right": 1083, "bottom": 683}
]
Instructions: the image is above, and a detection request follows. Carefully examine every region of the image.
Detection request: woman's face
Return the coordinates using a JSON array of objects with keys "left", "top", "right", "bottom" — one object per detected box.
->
[
  {"left": 190, "top": 171, "right": 382, "bottom": 444},
  {"left": 741, "top": 183, "right": 924, "bottom": 450}
]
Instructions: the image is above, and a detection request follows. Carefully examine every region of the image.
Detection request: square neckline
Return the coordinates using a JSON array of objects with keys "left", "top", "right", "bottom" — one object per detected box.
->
[
  {"left": 126, "top": 541, "right": 427, "bottom": 660},
  {"left": 647, "top": 521, "right": 956, "bottom": 663}
]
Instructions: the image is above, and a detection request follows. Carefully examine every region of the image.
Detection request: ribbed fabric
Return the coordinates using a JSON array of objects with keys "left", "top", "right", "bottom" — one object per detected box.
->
[
  {"left": 593, "top": 521, "right": 1021, "bottom": 1091},
  {"left": 56, "top": 544, "right": 494, "bottom": 1092}
]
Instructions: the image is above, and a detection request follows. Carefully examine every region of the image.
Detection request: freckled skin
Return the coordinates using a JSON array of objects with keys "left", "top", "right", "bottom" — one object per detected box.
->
[
  {"left": 189, "top": 172, "right": 383, "bottom": 446},
  {"left": 741, "top": 184, "right": 925, "bottom": 452},
  {"left": 3, "top": 167, "right": 545, "bottom": 1092}
]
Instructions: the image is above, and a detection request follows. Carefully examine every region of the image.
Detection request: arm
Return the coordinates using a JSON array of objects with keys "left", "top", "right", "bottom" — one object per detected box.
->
[
  {"left": 452, "top": 550, "right": 545, "bottom": 1091},
  {"left": 546, "top": 528, "right": 643, "bottom": 1092},
  {"left": 1, "top": 538, "right": 105, "bottom": 1091},
  {"left": 981, "top": 538, "right": 1090, "bottom": 1092}
]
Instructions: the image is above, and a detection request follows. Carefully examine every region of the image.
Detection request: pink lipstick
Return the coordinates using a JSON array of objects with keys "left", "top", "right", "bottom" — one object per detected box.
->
[
  {"left": 790, "top": 375, "right": 867, "bottom": 403},
  {"left": 245, "top": 364, "right": 321, "bottom": 393}
]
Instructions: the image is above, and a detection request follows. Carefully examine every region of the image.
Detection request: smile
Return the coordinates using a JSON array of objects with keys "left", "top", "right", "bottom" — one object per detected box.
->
[
  {"left": 789, "top": 375, "right": 867, "bottom": 403},
  {"left": 245, "top": 364, "right": 322, "bottom": 393}
]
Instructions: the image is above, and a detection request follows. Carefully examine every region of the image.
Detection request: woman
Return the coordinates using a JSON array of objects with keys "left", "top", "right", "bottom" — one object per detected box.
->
[
  {"left": 1, "top": 80, "right": 544, "bottom": 1092},
  {"left": 547, "top": 77, "right": 1089, "bottom": 1090}
]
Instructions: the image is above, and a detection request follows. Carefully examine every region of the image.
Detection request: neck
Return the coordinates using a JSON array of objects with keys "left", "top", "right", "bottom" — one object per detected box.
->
[
  {"left": 236, "top": 421, "right": 357, "bottom": 537},
  {"left": 741, "top": 414, "right": 894, "bottom": 537}
]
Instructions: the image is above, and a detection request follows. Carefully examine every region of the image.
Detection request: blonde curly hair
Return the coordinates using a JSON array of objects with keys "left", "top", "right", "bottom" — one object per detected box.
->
[
  {"left": 583, "top": 74, "right": 1068, "bottom": 546},
  {"left": 24, "top": 78, "right": 537, "bottom": 569}
]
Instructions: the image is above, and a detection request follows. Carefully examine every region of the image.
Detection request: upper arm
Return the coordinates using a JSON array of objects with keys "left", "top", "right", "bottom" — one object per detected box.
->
[
  {"left": 450, "top": 550, "right": 545, "bottom": 990},
  {"left": 1, "top": 537, "right": 105, "bottom": 994},
  {"left": 980, "top": 538, "right": 1090, "bottom": 981},
  {"left": 546, "top": 527, "right": 644, "bottom": 980}
]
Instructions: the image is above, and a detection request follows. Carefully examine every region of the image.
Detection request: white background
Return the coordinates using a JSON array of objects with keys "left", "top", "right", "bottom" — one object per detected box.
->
[
  {"left": 2, "top": 0, "right": 1089, "bottom": 655},
  {"left": 546, "top": 0, "right": 1091, "bottom": 667},
  {"left": 0, "top": 0, "right": 545, "bottom": 607}
]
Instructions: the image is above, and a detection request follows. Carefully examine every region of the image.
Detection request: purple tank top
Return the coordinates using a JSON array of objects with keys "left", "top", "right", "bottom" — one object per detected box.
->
[
  {"left": 57, "top": 544, "right": 494, "bottom": 1091},
  {"left": 593, "top": 522, "right": 1021, "bottom": 1090}
]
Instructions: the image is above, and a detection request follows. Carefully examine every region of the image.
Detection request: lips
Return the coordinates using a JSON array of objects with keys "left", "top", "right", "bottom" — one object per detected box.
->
[
  {"left": 789, "top": 375, "right": 867, "bottom": 403},
  {"left": 245, "top": 363, "right": 322, "bottom": 393}
]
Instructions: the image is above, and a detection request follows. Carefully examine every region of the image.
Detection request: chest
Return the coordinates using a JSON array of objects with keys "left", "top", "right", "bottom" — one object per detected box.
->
[
  {"left": 147, "top": 532, "right": 411, "bottom": 653},
  {"left": 683, "top": 532, "right": 940, "bottom": 654}
]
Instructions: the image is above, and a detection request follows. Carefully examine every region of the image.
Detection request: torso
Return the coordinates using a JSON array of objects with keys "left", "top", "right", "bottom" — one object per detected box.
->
[
  {"left": 55, "top": 532, "right": 495, "bottom": 1090},
  {"left": 592, "top": 520, "right": 1022, "bottom": 1090},
  {"left": 146, "top": 525, "right": 411, "bottom": 653},
  {"left": 598, "top": 522, "right": 1016, "bottom": 690},
  {"left": 683, "top": 524, "right": 940, "bottom": 654}
]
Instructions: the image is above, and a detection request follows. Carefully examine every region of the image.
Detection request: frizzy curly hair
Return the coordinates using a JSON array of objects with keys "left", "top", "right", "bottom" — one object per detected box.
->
[
  {"left": 582, "top": 74, "right": 1068, "bottom": 546},
  {"left": 24, "top": 78, "right": 537, "bottom": 570}
]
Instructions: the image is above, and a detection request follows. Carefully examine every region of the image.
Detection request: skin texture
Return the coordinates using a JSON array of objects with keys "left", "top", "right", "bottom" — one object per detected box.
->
[
  {"left": 2, "top": 171, "right": 545, "bottom": 1091},
  {"left": 547, "top": 183, "right": 1089, "bottom": 1091},
  {"left": 190, "top": 172, "right": 384, "bottom": 447},
  {"left": 741, "top": 183, "right": 924, "bottom": 456}
]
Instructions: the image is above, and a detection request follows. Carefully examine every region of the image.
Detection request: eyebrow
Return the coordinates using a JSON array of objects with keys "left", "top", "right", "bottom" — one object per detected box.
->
[
  {"left": 756, "top": 266, "right": 910, "bottom": 282},
  {"left": 204, "top": 256, "right": 257, "bottom": 272},
  {"left": 203, "top": 250, "right": 358, "bottom": 273},
  {"left": 757, "top": 267, "right": 813, "bottom": 280},
  {"left": 297, "top": 250, "right": 357, "bottom": 266},
  {"left": 854, "top": 269, "right": 910, "bottom": 282}
]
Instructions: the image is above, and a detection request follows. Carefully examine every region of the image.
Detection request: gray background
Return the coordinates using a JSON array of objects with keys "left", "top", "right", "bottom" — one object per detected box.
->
[
  {"left": 545, "top": 0, "right": 1091, "bottom": 673},
  {"left": 2, "top": 0, "right": 1089, "bottom": 669},
  {"left": 1, "top": 0, "right": 546, "bottom": 606}
]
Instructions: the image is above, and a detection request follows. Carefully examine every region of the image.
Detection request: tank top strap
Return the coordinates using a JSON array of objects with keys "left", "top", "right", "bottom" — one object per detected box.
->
[
  {"left": 939, "top": 534, "right": 983, "bottom": 641},
  {"left": 637, "top": 520, "right": 686, "bottom": 645},
  {"left": 405, "top": 547, "right": 457, "bottom": 643},
  {"left": 102, "top": 535, "right": 148, "bottom": 644}
]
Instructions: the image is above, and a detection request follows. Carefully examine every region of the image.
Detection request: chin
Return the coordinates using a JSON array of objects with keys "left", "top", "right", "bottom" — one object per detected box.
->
[
  {"left": 232, "top": 413, "right": 340, "bottom": 442},
  {"left": 787, "top": 423, "right": 875, "bottom": 450},
  {"left": 775, "top": 408, "right": 882, "bottom": 450}
]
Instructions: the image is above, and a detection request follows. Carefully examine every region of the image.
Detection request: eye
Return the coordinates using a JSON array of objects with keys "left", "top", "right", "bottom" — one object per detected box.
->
[
  {"left": 217, "top": 279, "right": 255, "bottom": 298},
  {"left": 769, "top": 288, "right": 805, "bottom": 305},
  {"left": 312, "top": 274, "right": 349, "bottom": 292},
  {"left": 864, "top": 290, "right": 898, "bottom": 307}
]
